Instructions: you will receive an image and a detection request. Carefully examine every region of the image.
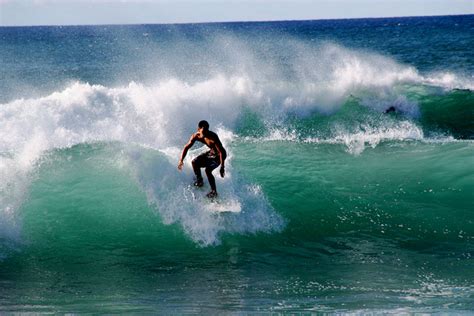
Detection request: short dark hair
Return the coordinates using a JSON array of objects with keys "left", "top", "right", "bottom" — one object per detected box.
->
[{"left": 198, "top": 120, "right": 209, "bottom": 130}]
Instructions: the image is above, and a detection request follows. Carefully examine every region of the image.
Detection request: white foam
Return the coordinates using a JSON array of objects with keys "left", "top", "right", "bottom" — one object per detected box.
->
[
  {"left": 329, "top": 121, "right": 424, "bottom": 155},
  {"left": 203, "top": 199, "right": 242, "bottom": 213},
  {"left": 421, "top": 71, "right": 474, "bottom": 91},
  {"left": 246, "top": 120, "right": 424, "bottom": 155},
  {"left": 124, "top": 147, "right": 285, "bottom": 246}
]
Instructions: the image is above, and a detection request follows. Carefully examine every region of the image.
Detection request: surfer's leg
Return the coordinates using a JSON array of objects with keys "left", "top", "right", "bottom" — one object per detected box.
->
[
  {"left": 205, "top": 167, "right": 217, "bottom": 191},
  {"left": 192, "top": 159, "right": 203, "bottom": 179},
  {"left": 192, "top": 154, "right": 206, "bottom": 186},
  {"left": 205, "top": 157, "right": 220, "bottom": 194}
]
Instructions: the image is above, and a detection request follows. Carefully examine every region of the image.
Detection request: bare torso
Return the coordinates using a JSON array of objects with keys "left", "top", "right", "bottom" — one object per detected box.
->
[{"left": 193, "top": 131, "right": 226, "bottom": 156}]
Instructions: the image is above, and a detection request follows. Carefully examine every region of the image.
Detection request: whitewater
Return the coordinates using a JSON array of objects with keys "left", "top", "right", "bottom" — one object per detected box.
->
[{"left": 0, "top": 15, "right": 473, "bottom": 313}]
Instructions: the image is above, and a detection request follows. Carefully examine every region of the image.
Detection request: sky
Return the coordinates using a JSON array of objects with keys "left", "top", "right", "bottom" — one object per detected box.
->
[{"left": 0, "top": 0, "right": 473, "bottom": 26}]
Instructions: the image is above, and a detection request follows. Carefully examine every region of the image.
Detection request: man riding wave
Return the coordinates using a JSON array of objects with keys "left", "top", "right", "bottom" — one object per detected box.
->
[{"left": 178, "top": 120, "right": 227, "bottom": 198}]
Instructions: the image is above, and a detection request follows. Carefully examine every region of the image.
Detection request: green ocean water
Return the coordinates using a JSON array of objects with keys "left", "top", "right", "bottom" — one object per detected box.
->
[
  {"left": 1, "top": 16, "right": 474, "bottom": 313},
  {"left": 1, "top": 133, "right": 472, "bottom": 312}
]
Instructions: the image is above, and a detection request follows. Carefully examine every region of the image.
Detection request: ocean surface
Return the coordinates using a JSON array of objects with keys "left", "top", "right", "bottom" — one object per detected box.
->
[{"left": 0, "top": 15, "right": 473, "bottom": 313}]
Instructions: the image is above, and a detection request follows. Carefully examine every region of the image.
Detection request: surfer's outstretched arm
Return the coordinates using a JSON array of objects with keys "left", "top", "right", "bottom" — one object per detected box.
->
[{"left": 178, "top": 134, "right": 196, "bottom": 170}]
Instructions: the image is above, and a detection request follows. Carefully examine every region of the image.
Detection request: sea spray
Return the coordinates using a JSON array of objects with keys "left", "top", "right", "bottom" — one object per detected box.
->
[{"left": 123, "top": 145, "right": 285, "bottom": 246}]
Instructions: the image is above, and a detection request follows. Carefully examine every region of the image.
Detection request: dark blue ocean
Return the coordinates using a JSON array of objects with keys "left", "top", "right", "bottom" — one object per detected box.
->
[{"left": 0, "top": 15, "right": 473, "bottom": 313}]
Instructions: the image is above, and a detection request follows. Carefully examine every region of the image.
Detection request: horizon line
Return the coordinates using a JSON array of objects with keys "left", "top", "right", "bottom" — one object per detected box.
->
[{"left": 1, "top": 13, "right": 472, "bottom": 28}]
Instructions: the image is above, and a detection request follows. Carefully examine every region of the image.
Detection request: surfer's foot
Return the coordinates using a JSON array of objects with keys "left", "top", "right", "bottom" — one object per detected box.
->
[
  {"left": 206, "top": 190, "right": 218, "bottom": 199},
  {"left": 193, "top": 177, "right": 204, "bottom": 187}
]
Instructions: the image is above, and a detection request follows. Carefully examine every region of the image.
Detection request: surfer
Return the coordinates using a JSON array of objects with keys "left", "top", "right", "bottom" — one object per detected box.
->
[{"left": 178, "top": 120, "right": 227, "bottom": 198}]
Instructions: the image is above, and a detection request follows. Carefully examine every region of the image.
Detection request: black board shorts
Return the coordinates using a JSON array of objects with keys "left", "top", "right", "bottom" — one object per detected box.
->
[{"left": 192, "top": 151, "right": 220, "bottom": 170}]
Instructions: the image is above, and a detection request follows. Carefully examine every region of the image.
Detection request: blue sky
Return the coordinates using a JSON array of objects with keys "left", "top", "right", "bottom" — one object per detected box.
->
[{"left": 1, "top": 0, "right": 473, "bottom": 26}]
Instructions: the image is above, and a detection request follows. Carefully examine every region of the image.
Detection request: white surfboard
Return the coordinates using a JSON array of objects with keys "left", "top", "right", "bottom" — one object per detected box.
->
[{"left": 205, "top": 198, "right": 242, "bottom": 213}]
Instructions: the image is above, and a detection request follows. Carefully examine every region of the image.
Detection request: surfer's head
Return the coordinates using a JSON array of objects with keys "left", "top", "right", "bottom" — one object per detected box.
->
[{"left": 198, "top": 120, "right": 209, "bottom": 132}]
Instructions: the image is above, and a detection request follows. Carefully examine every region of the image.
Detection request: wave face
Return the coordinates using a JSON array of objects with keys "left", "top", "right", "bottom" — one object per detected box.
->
[{"left": 0, "top": 16, "right": 473, "bottom": 313}]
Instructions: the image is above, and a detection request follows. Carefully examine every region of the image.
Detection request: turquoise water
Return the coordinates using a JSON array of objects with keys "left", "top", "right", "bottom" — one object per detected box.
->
[{"left": 1, "top": 15, "right": 473, "bottom": 313}]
